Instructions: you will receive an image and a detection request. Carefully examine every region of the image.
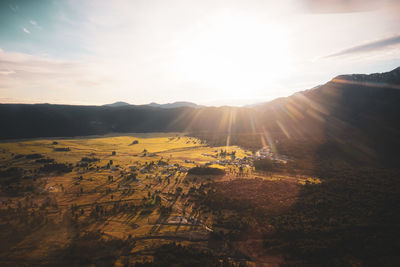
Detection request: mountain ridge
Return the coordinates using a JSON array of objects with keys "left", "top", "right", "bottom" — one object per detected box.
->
[
  {"left": 102, "top": 101, "right": 201, "bottom": 109},
  {"left": 146, "top": 101, "right": 201, "bottom": 109},
  {"left": 334, "top": 66, "right": 400, "bottom": 85}
]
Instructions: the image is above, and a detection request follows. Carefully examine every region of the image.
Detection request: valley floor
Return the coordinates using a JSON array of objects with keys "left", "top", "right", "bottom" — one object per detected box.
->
[
  {"left": 0, "top": 134, "right": 307, "bottom": 266},
  {"left": 2, "top": 133, "right": 394, "bottom": 266}
]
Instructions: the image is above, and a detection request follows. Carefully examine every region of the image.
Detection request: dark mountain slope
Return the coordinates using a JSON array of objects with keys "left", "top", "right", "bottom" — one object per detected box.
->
[
  {"left": 335, "top": 66, "right": 400, "bottom": 85},
  {"left": 194, "top": 67, "right": 400, "bottom": 167},
  {"left": 249, "top": 69, "right": 400, "bottom": 167}
]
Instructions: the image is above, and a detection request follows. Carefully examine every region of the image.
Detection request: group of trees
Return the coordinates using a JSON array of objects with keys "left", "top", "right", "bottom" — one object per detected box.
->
[
  {"left": 88, "top": 202, "right": 139, "bottom": 220},
  {"left": 188, "top": 159, "right": 400, "bottom": 266},
  {"left": 187, "top": 167, "right": 225, "bottom": 176},
  {"left": 134, "top": 243, "right": 235, "bottom": 267},
  {"left": 264, "top": 165, "right": 400, "bottom": 265},
  {"left": 217, "top": 149, "right": 236, "bottom": 159},
  {"left": 55, "top": 231, "right": 134, "bottom": 266},
  {"left": 39, "top": 163, "right": 73, "bottom": 174}
]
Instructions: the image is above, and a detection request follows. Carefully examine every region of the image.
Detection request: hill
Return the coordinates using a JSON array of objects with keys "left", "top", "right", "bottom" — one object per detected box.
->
[
  {"left": 1, "top": 67, "right": 400, "bottom": 167},
  {"left": 146, "top": 101, "right": 200, "bottom": 109},
  {"left": 103, "top": 101, "right": 201, "bottom": 109},
  {"left": 103, "top": 101, "right": 131, "bottom": 107}
]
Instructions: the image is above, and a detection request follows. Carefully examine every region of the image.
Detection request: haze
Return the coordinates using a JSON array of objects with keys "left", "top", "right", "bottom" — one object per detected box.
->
[{"left": 0, "top": 0, "right": 400, "bottom": 106}]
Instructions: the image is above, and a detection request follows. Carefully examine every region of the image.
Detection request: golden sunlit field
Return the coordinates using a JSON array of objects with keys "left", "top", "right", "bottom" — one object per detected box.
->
[{"left": 0, "top": 133, "right": 318, "bottom": 266}]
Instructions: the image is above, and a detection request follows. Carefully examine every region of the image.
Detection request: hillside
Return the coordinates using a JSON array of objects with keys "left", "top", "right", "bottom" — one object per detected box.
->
[{"left": 1, "top": 67, "right": 400, "bottom": 167}]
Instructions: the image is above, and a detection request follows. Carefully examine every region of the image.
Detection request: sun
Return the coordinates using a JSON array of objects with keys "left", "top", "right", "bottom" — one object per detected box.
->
[{"left": 169, "top": 12, "right": 292, "bottom": 99}]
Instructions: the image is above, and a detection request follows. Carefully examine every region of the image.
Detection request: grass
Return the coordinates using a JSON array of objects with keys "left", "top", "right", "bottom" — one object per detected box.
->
[
  {"left": 0, "top": 134, "right": 253, "bottom": 264},
  {"left": 0, "top": 133, "right": 319, "bottom": 266}
]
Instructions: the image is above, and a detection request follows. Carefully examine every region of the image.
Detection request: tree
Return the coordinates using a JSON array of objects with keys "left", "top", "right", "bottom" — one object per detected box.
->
[
  {"left": 155, "top": 195, "right": 161, "bottom": 204},
  {"left": 176, "top": 187, "right": 183, "bottom": 196}
]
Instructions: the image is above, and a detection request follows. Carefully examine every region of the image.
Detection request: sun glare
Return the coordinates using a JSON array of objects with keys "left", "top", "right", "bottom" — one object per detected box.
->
[{"left": 170, "top": 13, "right": 292, "bottom": 98}]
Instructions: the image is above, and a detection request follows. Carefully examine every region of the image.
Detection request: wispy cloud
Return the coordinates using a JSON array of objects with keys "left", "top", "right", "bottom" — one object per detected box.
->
[
  {"left": 326, "top": 35, "right": 400, "bottom": 58},
  {"left": 0, "top": 49, "right": 113, "bottom": 105},
  {"left": 9, "top": 4, "right": 18, "bottom": 12},
  {"left": 29, "top": 20, "right": 42, "bottom": 30},
  {"left": 303, "top": 0, "right": 399, "bottom": 13},
  {"left": 22, "top": 27, "right": 30, "bottom": 34},
  {"left": 0, "top": 70, "right": 15, "bottom": 75}
]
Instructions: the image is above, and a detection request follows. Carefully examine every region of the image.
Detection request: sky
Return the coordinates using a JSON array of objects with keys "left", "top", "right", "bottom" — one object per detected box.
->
[{"left": 0, "top": 0, "right": 400, "bottom": 106}]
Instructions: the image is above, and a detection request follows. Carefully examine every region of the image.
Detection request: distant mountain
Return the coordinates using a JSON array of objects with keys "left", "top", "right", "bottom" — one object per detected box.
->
[
  {"left": 103, "top": 101, "right": 200, "bottom": 108},
  {"left": 103, "top": 101, "right": 131, "bottom": 107},
  {"left": 146, "top": 102, "right": 160, "bottom": 107},
  {"left": 146, "top": 101, "right": 200, "bottom": 109}
]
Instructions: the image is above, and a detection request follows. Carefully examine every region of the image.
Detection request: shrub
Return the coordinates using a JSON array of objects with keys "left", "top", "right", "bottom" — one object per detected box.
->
[
  {"left": 25, "top": 153, "right": 44, "bottom": 159},
  {"left": 80, "top": 157, "right": 100, "bottom": 162},
  {"left": 131, "top": 140, "right": 139, "bottom": 145},
  {"left": 54, "top": 147, "right": 70, "bottom": 152},
  {"left": 35, "top": 158, "right": 55, "bottom": 163},
  {"left": 39, "top": 163, "right": 73, "bottom": 173}
]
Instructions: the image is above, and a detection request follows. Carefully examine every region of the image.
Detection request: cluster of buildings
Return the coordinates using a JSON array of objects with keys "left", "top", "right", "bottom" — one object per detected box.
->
[{"left": 253, "top": 147, "right": 288, "bottom": 163}]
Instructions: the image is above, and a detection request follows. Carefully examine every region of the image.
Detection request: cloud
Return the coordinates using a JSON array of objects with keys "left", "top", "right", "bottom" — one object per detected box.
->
[
  {"left": 2, "top": 0, "right": 399, "bottom": 106},
  {"left": 29, "top": 20, "right": 42, "bottom": 29},
  {"left": 9, "top": 4, "right": 18, "bottom": 12},
  {"left": 302, "top": 0, "right": 399, "bottom": 13},
  {"left": 326, "top": 35, "right": 400, "bottom": 58},
  {"left": 22, "top": 27, "right": 30, "bottom": 34},
  {"left": 0, "top": 70, "right": 15, "bottom": 75},
  {"left": 0, "top": 49, "right": 113, "bottom": 105}
]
